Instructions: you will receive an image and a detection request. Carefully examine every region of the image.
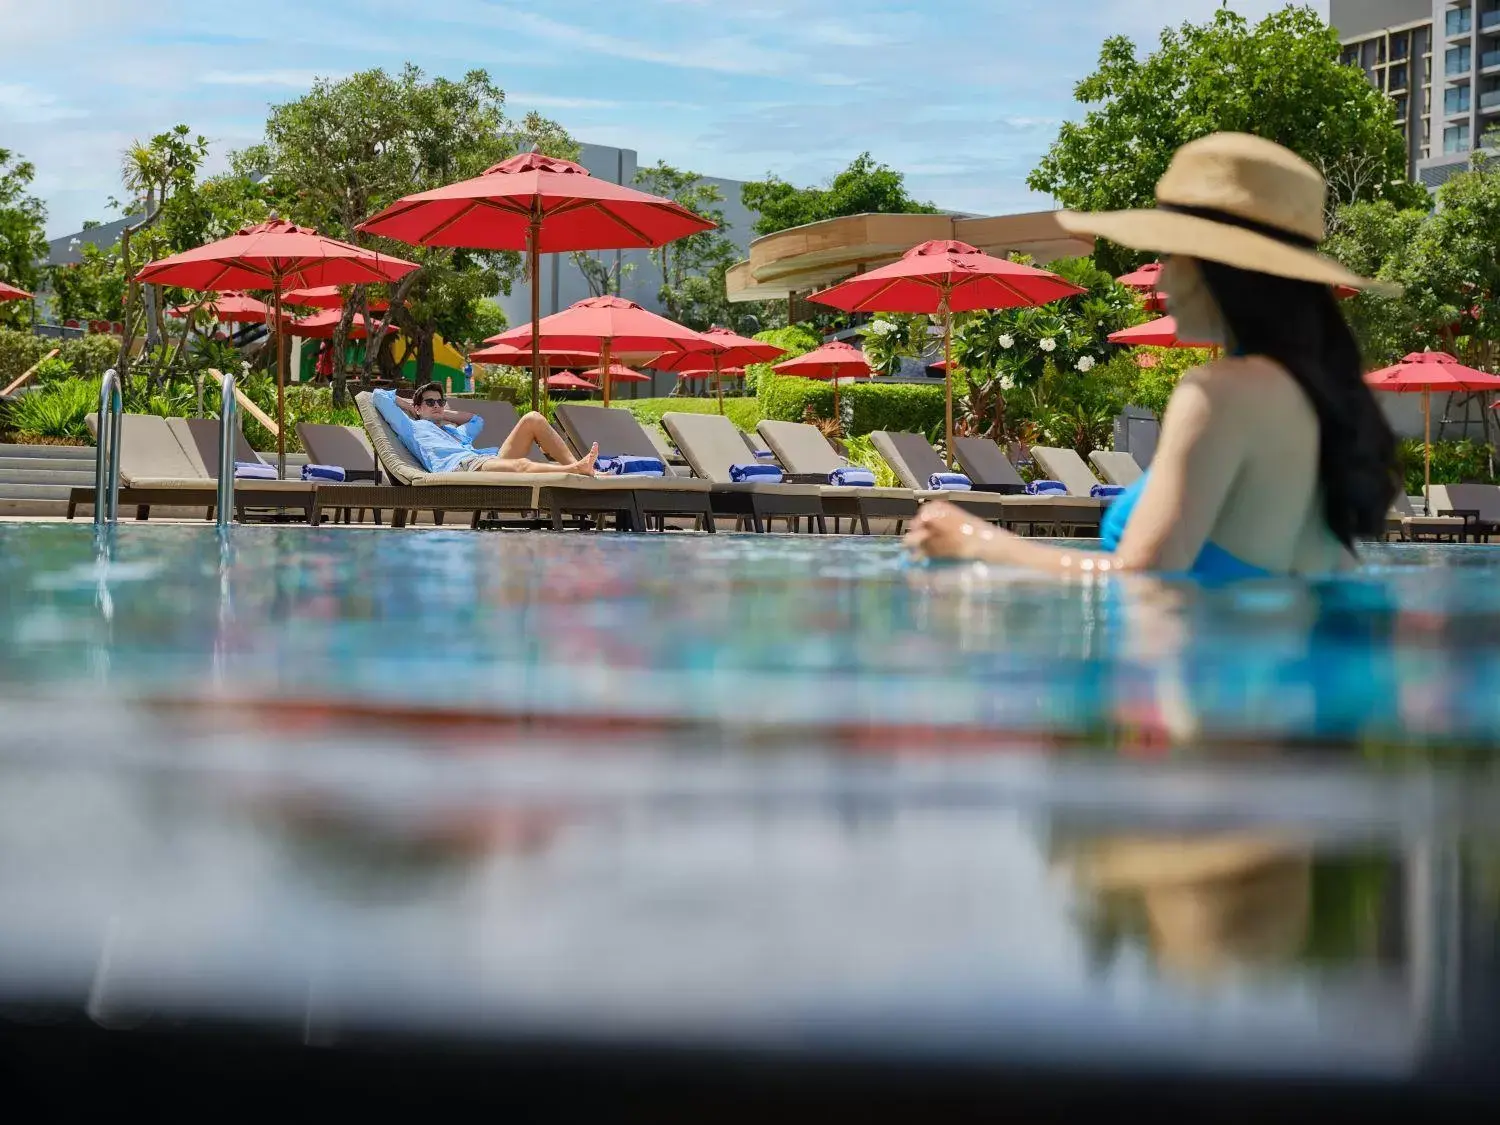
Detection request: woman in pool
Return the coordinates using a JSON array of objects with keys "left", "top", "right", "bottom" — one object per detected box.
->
[{"left": 907, "top": 133, "right": 1399, "bottom": 578}]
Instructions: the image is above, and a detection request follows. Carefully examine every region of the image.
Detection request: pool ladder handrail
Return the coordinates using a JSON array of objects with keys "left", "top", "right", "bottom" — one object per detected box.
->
[
  {"left": 92, "top": 369, "right": 123, "bottom": 527},
  {"left": 216, "top": 367, "right": 236, "bottom": 530}
]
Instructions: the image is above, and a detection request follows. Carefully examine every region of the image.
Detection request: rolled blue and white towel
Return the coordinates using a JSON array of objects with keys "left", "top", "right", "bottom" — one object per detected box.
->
[
  {"left": 828, "top": 466, "right": 876, "bottom": 487},
  {"left": 234, "top": 461, "right": 278, "bottom": 480},
  {"left": 301, "top": 464, "right": 346, "bottom": 483},
  {"left": 730, "top": 462, "right": 783, "bottom": 484},
  {"left": 598, "top": 455, "right": 665, "bottom": 477},
  {"left": 1026, "top": 479, "right": 1068, "bottom": 496},
  {"left": 1090, "top": 483, "right": 1125, "bottom": 499},
  {"left": 928, "top": 472, "right": 972, "bottom": 491},
  {"left": 754, "top": 449, "right": 778, "bottom": 462}
]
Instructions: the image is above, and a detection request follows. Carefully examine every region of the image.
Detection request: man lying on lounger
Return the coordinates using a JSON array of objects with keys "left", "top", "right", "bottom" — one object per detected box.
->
[{"left": 376, "top": 382, "right": 599, "bottom": 476}]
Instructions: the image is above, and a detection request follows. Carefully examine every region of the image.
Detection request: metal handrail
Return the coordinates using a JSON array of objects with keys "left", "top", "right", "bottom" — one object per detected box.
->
[
  {"left": 217, "top": 367, "right": 236, "bottom": 529},
  {"left": 92, "top": 368, "right": 122, "bottom": 527}
]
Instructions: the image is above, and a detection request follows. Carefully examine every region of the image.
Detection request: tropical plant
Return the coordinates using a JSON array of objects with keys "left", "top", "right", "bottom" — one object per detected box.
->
[{"left": 742, "top": 153, "right": 938, "bottom": 237}]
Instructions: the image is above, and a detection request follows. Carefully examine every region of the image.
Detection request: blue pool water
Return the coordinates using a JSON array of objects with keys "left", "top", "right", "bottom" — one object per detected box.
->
[{"left": 0, "top": 523, "right": 1498, "bottom": 1088}]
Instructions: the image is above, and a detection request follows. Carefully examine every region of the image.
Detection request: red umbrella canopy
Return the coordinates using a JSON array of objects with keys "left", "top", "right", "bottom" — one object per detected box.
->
[
  {"left": 0, "top": 280, "right": 33, "bottom": 301},
  {"left": 283, "top": 284, "right": 391, "bottom": 312},
  {"left": 1107, "top": 316, "right": 1212, "bottom": 349},
  {"left": 1364, "top": 352, "right": 1500, "bottom": 392},
  {"left": 1115, "top": 261, "right": 1162, "bottom": 290},
  {"left": 547, "top": 372, "right": 600, "bottom": 391},
  {"left": 773, "top": 340, "right": 873, "bottom": 380},
  {"left": 470, "top": 341, "right": 599, "bottom": 366},
  {"left": 678, "top": 366, "right": 746, "bottom": 381},
  {"left": 359, "top": 151, "right": 716, "bottom": 252},
  {"left": 135, "top": 218, "right": 419, "bottom": 292},
  {"left": 490, "top": 295, "right": 712, "bottom": 358},
  {"left": 810, "top": 240, "right": 1083, "bottom": 314},
  {"left": 578, "top": 363, "right": 651, "bottom": 384},
  {"left": 168, "top": 291, "right": 272, "bottom": 323},
  {"left": 283, "top": 308, "right": 394, "bottom": 340},
  {"left": 648, "top": 326, "right": 785, "bottom": 373}
]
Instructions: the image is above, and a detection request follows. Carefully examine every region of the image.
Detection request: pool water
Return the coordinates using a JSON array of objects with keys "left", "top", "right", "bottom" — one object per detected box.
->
[{"left": 1, "top": 523, "right": 1498, "bottom": 1083}]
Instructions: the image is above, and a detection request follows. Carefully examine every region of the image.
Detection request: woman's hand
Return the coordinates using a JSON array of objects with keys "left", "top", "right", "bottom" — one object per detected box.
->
[{"left": 905, "top": 500, "right": 1012, "bottom": 560}]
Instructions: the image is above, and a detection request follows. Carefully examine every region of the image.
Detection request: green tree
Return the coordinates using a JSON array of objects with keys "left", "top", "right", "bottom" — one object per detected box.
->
[
  {"left": 950, "top": 257, "right": 1143, "bottom": 446},
  {"left": 1029, "top": 5, "right": 1426, "bottom": 272},
  {"left": 632, "top": 160, "right": 738, "bottom": 328},
  {"left": 48, "top": 242, "right": 129, "bottom": 324},
  {"left": 243, "top": 65, "right": 576, "bottom": 398},
  {"left": 0, "top": 149, "right": 46, "bottom": 324},
  {"left": 742, "top": 152, "right": 938, "bottom": 237}
]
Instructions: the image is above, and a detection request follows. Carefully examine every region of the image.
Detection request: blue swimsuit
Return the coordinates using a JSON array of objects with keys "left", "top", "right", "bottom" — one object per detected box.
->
[{"left": 1100, "top": 472, "right": 1270, "bottom": 580}]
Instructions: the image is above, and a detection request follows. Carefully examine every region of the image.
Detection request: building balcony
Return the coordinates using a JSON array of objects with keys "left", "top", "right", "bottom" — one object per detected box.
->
[
  {"left": 1480, "top": 89, "right": 1500, "bottom": 110},
  {"left": 1482, "top": 10, "right": 1500, "bottom": 32}
]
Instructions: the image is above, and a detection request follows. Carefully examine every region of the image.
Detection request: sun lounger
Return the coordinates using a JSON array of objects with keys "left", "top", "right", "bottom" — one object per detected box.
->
[
  {"left": 1385, "top": 490, "right": 1466, "bottom": 542},
  {"left": 171, "top": 417, "right": 329, "bottom": 523},
  {"left": 68, "top": 413, "right": 319, "bottom": 522},
  {"left": 1089, "top": 450, "right": 1144, "bottom": 488},
  {"left": 1427, "top": 484, "right": 1496, "bottom": 542},
  {"left": 557, "top": 403, "right": 804, "bottom": 532},
  {"left": 867, "top": 431, "right": 1012, "bottom": 527},
  {"left": 298, "top": 422, "right": 384, "bottom": 524},
  {"left": 659, "top": 412, "right": 829, "bottom": 533},
  {"left": 948, "top": 435, "right": 1102, "bottom": 535},
  {"left": 1028, "top": 445, "right": 1115, "bottom": 499},
  {"left": 358, "top": 393, "right": 711, "bottom": 531},
  {"left": 756, "top": 419, "right": 918, "bottom": 533}
]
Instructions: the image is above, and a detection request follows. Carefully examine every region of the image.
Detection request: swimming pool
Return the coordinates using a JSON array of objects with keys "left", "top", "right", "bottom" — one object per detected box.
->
[{"left": 1, "top": 523, "right": 1497, "bottom": 1104}]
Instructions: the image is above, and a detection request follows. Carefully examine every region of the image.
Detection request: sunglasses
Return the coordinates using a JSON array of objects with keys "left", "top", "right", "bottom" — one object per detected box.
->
[{"left": 417, "top": 397, "right": 445, "bottom": 408}]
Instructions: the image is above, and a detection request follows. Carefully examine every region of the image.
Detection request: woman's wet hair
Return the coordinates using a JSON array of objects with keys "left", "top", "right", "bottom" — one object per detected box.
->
[{"left": 1196, "top": 260, "right": 1398, "bottom": 549}]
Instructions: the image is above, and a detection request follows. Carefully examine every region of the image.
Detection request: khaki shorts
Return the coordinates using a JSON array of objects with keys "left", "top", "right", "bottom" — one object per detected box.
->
[{"left": 458, "top": 455, "right": 490, "bottom": 472}]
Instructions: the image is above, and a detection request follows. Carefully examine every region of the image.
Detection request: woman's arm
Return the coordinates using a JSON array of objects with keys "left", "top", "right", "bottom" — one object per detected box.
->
[{"left": 907, "top": 364, "right": 1248, "bottom": 574}]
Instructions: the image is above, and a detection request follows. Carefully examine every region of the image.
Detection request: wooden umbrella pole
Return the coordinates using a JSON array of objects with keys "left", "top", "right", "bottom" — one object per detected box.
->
[
  {"left": 942, "top": 292, "right": 955, "bottom": 469},
  {"left": 528, "top": 215, "right": 542, "bottom": 415},
  {"left": 715, "top": 357, "right": 724, "bottom": 415},
  {"left": 1424, "top": 388, "right": 1432, "bottom": 513},
  {"left": 602, "top": 339, "right": 613, "bottom": 407},
  {"left": 273, "top": 280, "right": 287, "bottom": 480},
  {"left": 833, "top": 378, "right": 840, "bottom": 436}
]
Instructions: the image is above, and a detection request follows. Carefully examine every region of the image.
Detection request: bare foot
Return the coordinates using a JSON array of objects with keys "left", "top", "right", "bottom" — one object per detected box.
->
[{"left": 566, "top": 442, "right": 600, "bottom": 477}]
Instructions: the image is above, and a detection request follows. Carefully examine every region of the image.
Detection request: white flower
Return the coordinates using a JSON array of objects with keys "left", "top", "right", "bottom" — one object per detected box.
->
[
  {"left": 998, "top": 334, "right": 1015, "bottom": 349},
  {"left": 1039, "top": 337, "right": 1057, "bottom": 353},
  {"left": 1076, "top": 355, "right": 1096, "bottom": 372},
  {"left": 998, "top": 374, "right": 1015, "bottom": 391},
  {"left": 867, "top": 320, "right": 896, "bottom": 336}
]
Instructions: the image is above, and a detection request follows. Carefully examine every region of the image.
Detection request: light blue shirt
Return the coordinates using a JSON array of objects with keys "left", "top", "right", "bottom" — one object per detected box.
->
[{"left": 373, "top": 389, "right": 497, "bottom": 474}]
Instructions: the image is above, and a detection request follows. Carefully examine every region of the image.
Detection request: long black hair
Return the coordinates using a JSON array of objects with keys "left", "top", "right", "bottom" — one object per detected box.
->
[{"left": 1196, "top": 260, "right": 1398, "bottom": 549}]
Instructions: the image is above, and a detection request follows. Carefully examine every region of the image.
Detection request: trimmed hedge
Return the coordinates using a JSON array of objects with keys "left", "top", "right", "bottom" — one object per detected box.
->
[
  {"left": 624, "top": 396, "right": 763, "bottom": 433},
  {"left": 757, "top": 373, "right": 945, "bottom": 440}
]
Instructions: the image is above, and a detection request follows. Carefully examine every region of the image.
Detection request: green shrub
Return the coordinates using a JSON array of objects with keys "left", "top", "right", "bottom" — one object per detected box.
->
[
  {"left": 473, "top": 365, "right": 531, "bottom": 405},
  {"left": 0, "top": 328, "right": 122, "bottom": 388},
  {"left": 626, "top": 396, "right": 763, "bottom": 433},
  {"left": 5, "top": 377, "right": 100, "bottom": 441},
  {"left": 1397, "top": 438, "right": 1497, "bottom": 494},
  {"left": 59, "top": 334, "right": 121, "bottom": 381},
  {"left": 31, "top": 356, "right": 73, "bottom": 383},
  {"left": 0, "top": 328, "right": 52, "bottom": 386},
  {"left": 757, "top": 373, "right": 834, "bottom": 423},
  {"left": 841, "top": 433, "right": 899, "bottom": 487},
  {"left": 842, "top": 381, "right": 945, "bottom": 439}
]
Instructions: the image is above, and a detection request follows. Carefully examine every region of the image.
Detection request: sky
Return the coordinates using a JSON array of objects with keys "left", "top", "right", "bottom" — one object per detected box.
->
[{"left": 0, "top": 0, "right": 1328, "bottom": 239}]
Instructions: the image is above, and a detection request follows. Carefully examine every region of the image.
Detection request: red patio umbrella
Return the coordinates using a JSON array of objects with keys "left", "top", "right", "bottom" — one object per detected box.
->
[
  {"left": 283, "top": 284, "right": 391, "bottom": 312},
  {"left": 135, "top": 218, "right": 418, "bottom": 477},
  {"left": 811, "top": 239, "right": 1082, "bottom": 465},
  {"left": 772, "top": 340, "right": 873, "bottom": 433},
  {"left": 1116, "top": 261, "right": 1167, "bottom": 312},
  {"left": 647, "top": 325, "right": 785, "bottom": 415},
  {"left": 489, "top": 295, "right": 710, "bottom": 406},
  {"left": 168, "top": 291, "right": 272, "bottom": 324},
  {"left": 1107, "top": 316, "right": 1213, "bottom": 349},
  {"left": 0, "top": 280, "right": 33, "bottom": 302},
  {"left": 468, "top": 341, "right": 599, "bottom": 367},
  {"left": 547, "top": 371, "right": 600, "bottom": 392},
  {"left": 359, "top": 151, "right": 716, "bottom": 413},
  {"left": 1365, "top": 351, "right": 1500, "bottom": 507},
  {"left": 578, "top": 363, "right": 651, "bottom": 385},
  {"left": 283, "top": 308, "right": 394, "bottom": 340}
]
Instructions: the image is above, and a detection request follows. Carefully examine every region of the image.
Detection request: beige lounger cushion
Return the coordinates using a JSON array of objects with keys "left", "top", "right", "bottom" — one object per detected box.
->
[
  {"left": 1029, "top": 445, "right": 1105, "bottom": 498},
  {"left": 1089, "top": 449, "right": 1144, "bottom": 488},
  {"left": 756, "top": 419, "right": 916, "bottom": 503},
  {"left": 660, "top": 412, "right": 822, "bottom": 497}
]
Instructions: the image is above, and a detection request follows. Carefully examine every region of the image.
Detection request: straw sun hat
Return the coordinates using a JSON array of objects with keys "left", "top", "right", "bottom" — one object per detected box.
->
[{"left": 1057, "top": 132, "right": 1399, "bottom": 297}]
